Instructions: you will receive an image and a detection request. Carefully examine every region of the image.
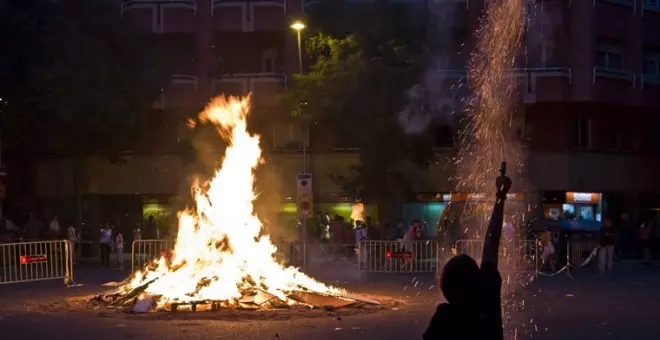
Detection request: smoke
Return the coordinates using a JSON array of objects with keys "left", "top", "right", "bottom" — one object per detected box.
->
[{"left": 397, "top": 0, "right": 463, "bottom": 135}]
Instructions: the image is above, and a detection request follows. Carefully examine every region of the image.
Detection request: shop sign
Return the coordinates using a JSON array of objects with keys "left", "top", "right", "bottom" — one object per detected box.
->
[{"left": 566, "top": 192, "right": 600, "bottom": 204}]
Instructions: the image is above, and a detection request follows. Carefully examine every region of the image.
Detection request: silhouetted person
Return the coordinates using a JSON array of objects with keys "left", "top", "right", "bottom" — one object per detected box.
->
[
  {"left": 424, "top": 163, "right": 511, "bottom": 340},
  {"left": 145, "top": 215, "right": 158, "bottom": 239}
]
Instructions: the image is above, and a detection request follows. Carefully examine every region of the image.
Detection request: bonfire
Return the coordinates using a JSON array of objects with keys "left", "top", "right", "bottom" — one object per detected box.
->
[{"left": 96, "top": 95, "right": 379, "bottom": 312}]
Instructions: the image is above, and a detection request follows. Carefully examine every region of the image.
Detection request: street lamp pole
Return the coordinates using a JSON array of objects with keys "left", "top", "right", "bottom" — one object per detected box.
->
[{"left": 290, "top": 20, "right": 308, "bottom": 268}]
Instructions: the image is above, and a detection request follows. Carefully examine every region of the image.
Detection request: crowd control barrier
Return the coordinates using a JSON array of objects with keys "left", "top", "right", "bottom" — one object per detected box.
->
[
  {"left": 131, "top": 239, "right": 175, "bottom": 273},
  {"left": 358, "top": 240, "right": 438, "bottom": 273},
  {"left": 0, "top": 240, "right": 73, "bottom": 285},
  {"left": 454, "top": 238, "right": 539, "bottom": 274}
]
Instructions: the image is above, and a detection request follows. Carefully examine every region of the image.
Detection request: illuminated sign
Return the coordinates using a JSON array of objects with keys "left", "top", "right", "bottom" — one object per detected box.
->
[
  {"left": 19, "top": 255, "right": 47, "bottom": 264},
  {"left": 566, "top": 192, "right": 600, "bottom": 204}
]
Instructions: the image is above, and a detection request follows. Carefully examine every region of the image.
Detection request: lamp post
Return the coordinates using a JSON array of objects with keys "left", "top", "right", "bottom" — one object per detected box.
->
[
  {"left": 290, "top": 21, "right": 305, "bottom": 75},
  {"left": 290, "top": 20, "right": 308, "bottom": 268}
]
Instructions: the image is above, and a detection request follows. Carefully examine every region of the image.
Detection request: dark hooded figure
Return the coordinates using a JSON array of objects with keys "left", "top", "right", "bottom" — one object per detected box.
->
[{"left": 424, "top": 163, "right": 510, "bottom": 340}]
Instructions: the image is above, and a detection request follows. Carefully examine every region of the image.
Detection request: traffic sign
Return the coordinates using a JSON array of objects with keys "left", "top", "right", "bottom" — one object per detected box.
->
[{"left": 296, "top": 173, "right": 312, "bottom": 196}]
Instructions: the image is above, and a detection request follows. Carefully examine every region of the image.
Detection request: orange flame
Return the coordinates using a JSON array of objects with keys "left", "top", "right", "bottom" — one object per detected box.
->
[
  {"left": 351, "top": 202, "right": 364, "bottom": 224},
  {"left": 128, "top": 95, "right": 342, "bottom": 306}
]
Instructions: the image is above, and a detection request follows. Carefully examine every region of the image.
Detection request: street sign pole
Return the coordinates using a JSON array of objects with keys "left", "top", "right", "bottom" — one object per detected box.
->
[{"left": 296, "top": 174, "right": 313, "bottom": 270}]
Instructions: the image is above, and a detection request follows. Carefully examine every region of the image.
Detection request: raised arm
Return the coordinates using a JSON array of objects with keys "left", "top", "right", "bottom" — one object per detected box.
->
[{"left": 481, "top": 162, "right": 512, "bottom": 267}]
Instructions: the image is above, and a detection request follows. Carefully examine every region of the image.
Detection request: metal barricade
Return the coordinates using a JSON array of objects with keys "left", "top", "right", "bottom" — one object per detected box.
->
[
  {"left": 359, "top": 240, "right": 437, "bottom": 273},
  {"left": 0, "top": 240, "right": 73, "bottom": 285},
  {"left": 453, "top": 238, "right": 539, "bottom": 274},
  {"left": 131, "top": 239, "right": 175, "bottom": 273}
]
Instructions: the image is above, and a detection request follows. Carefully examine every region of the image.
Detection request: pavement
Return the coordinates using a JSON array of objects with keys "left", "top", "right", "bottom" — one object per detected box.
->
[{"left": 0, "top": 260, "right": 659, "bottom": 340}]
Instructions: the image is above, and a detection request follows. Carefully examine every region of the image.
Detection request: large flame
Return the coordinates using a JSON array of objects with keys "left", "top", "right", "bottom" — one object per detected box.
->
[{"left": 128, "top": 95, "right": 342, "bottom": 306}]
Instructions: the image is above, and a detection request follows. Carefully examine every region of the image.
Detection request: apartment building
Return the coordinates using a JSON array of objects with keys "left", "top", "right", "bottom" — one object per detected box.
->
[
  {"left": 23, "top": 0, "right": 660, "bottom": 232},
  {"left": 420, "top": 0, "right": 660, "bottom": 225}
]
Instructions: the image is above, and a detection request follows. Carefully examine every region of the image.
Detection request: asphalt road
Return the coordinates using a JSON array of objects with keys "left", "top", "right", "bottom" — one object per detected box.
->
[{"left": 0, "top": 261, "right": 659, "bottom": 340}]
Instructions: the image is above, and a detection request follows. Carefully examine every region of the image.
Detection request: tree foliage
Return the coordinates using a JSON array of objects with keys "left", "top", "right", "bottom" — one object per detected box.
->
[
  {"left": 284, "top": 1, "right": 433, "bottom": 204},
  {"left": 0, "top": 0, "right": 172, "bottom": 158}
]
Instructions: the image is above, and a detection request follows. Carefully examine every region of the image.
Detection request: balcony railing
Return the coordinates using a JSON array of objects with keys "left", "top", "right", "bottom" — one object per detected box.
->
[
  {"left": 212, "top": 0, "right": 286, "bottom": 11},
  {"left": 121, "top": 0, "right": 196, "bottom": 13},
  {"left": 153, "top": 74, "right": 197, "bottom": 109},
  {"left": 640, "top": 73, "right": 660, "bottom": 89},
  {"left": 212, "top": 73, "right": 287, "bottom": 106},
  {"left": 593, "top": 66, "right": 636, "bottom": 88},
  {"left": 430, "top": 67, "right": 571, "bottom": 103},
  {"left": 642, "top": 0, "right": 660, "bottom": 14}
]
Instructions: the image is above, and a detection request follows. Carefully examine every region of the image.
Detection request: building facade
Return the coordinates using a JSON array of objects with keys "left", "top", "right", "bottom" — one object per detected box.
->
[{"left": 15, "top": 0, "right": 660, "bottom": 235}]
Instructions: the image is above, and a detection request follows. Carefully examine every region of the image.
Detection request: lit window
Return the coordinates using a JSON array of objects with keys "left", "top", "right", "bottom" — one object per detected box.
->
[{"left": 595, "top": 41, "right": 624, "bottom": 70}]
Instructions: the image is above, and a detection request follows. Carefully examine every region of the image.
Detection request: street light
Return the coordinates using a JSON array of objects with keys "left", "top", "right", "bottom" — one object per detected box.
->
[
  {"left": 289, "top": 21, "right": 305, "bottom": 74},
  {"left": 290, "top": 20, "right": 308, "bottom": 269}
]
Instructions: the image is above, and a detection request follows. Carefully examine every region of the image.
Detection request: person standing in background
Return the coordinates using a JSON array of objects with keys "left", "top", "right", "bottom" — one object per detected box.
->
[
  {"left": 67, "top": 225, "right": 77, "bottom": 264},
  {"left": 49, "top": 216, "right": 61, "bottom": 239},
  {"left": 24, "top": 213, "right": 42, "bottom": 240},
  {"left": 114, "top": 228, "right": 125, "bottom": 270},
  {"left": 145, "top": 215, "right": 158, "bottom": 239},
  {"left": 599, "top": 218, "right": 617, "bottom": 274},
  {"left": 99, "top": 224, "right": 112, "bottom": 266}
]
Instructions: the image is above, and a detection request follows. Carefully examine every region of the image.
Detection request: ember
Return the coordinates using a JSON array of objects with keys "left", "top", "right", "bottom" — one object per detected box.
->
[{"left": 92, "top": 94, "right": 380, "bottom": 313}]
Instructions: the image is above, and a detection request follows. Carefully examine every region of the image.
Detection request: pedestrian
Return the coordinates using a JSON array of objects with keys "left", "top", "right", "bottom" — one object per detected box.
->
[
  {"left": 99, "top": 224, "right": 112, "bottom": 266},
  {"left": 540, "top": 230, "right": 556, "bottom": 272},
  {"left": 599, "top": 218, "right": 617, "bottom": 274},
  {"left": 67, "top": 225, "right": 77, "bottom": 264},
  {"left": 24, "top": 213, "right": 42, "bottom": 240},
  {"left": 639, "top": 222, "right": 651, "bottom": 265},
  {"left": 145, "top": 215, "right": 159, "bottom": 239},
  {"left": 49, "top": 216, "right": 61, "bottom": 239},
  {"left": 114, "top": 228, "right": 125, "bottom": 270}
]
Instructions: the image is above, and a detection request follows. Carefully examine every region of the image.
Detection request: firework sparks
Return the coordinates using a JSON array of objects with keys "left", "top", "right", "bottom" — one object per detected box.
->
[{"left": 455, "top": 0, "right": 528, "bottom": 217}]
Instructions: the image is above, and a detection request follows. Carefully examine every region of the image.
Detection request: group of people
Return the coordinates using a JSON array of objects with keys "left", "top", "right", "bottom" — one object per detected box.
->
[{"left": 99, "top": 223, "right": 125, "bottom": 270}]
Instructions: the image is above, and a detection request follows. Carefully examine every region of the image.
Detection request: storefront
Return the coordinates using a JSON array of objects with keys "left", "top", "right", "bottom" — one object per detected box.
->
[
  {"left": 276, "top": 201, "right": 379, "bottom": 229},
  {"left": 404, "top": 192, "right": 527, "bottom": 238},
  {"left": 543, "top": 191, "right": 603, "bottom": 222},
  {"left": 141, "top": 196, "right": 177, "bottom": 237},
  {"left": 402, "top": 194, "right": 450, "bottom": 237}
]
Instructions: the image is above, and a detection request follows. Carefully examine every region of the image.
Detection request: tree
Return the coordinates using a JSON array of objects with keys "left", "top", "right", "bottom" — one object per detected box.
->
[
  {"left": 0, "top": 1, "right": 172, "bottom": 226},
  {"left": 284, "top": 1, "right": 434, "bottom": 228}
]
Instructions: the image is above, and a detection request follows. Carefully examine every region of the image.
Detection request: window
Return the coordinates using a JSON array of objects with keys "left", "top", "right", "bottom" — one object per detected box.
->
[
  {"left": 261, "top": 49, "right": 278, "bottom": 73},
  {"left": 434, "top": 125, "right": 454, "bottom": 148},
  {"left": 644, "top": 0, "right": 660, "bottom": 10},
  {"left": 595, "top": 41, "right": 624, "bottom": 70},
  {"left": 272, "top": 122, "right": 308, "bottom": 150},
  {"left": 574, "top": 116, "right": 592, "bottom": 149},
  {"left": 334, "top": 131, "right": 359, "bottom": 151},
  {"left": 643, "top": 50, "right": 660, "bottom": 78}
]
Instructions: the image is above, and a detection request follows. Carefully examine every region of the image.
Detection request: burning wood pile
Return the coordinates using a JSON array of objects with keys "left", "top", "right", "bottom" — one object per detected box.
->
[
  {"left": 91, "top": 95, "right": 380, "bottom": 314},
  {"left": 94, "top": 279, "right": 380, "bottom": 313}
]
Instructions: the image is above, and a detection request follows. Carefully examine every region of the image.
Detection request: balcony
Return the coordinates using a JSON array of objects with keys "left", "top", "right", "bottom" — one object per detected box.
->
[
  {"left": 528, "top": 150, "right": 660, "bottom": 192},
  {"left": 430, "top": 68, "right": 572, "bottom": 105},
  {"left": 516, "top": 68, "right": 572, "bottom": 103},
  {"left": 640, "top": 73, "right": 660, "bottom": 107},
  {"left": 212, "top": 0, "right": 286, "bottom": 32},
  {"left": 592, "top": 66, "right": 637, "bottom": 105},
  {"left": 121, "top": 0, "right": 196, "bottom": 33},
  {"left": 212, "top": 73, "right": 287, "bottom": 106},
  {"left": 153, "top": 74, "right": 198, "bottom": 110}
]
